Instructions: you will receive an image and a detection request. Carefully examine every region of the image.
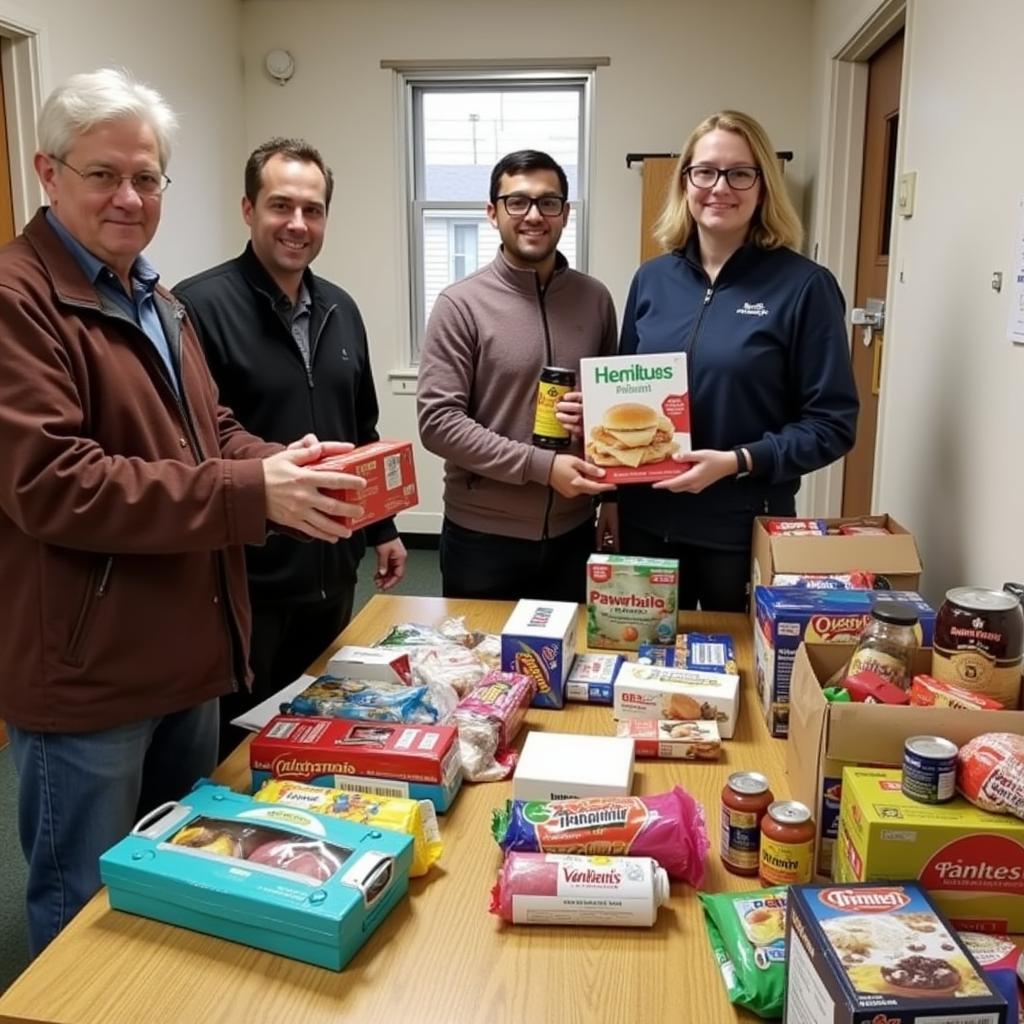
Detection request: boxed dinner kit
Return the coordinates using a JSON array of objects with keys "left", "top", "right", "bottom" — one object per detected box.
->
[
  {"left": 785, "top": 882, "right": 1008, "bottom": 1023},
  {"left": 311, "top": 440, "right": 419, "bottom": 530},
  {"left": 613, "top": 661, "right": 741, "bottom": 739},
  {"left": 500, "top": 599, "right": 578, "bottom": 709},
  {"left": 786, "top": 642, "right": 1024, "bottom": 878},
  {"left": 565, "top": 653, "right": 624, "bottom": 705},
  {"left": 585, "top": 554, "right": 679, "bottom": 651},
  {"left": 325, "top": 645, "right": 412, "bottom": 685},
  {"left": 100, "top": 782, "right": 414, "bottom": 970},
  {"left": 835, "top": 767, "right": 1024, "bottom": 933},
  {"left": 250, "top": 716, "right": 463, "bottom": 812},
  {"left": 579, "top": 352, "right": 691, "bottom": 483},
  {"left": 512, "top": 731, "right": 635, "bottom": 801},
  {"left": 754, "top": 587, "right": 936, "bottom": 737}
]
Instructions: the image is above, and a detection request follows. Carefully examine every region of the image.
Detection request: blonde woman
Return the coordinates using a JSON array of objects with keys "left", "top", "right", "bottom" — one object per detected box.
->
[{"left": 610, "top": 110, "right": 858, "bottom": 611}]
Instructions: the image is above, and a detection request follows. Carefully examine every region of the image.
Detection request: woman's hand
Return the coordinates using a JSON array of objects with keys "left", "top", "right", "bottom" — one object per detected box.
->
[{"left": 651, "top": 449, "right": 738, "bottom": 493}]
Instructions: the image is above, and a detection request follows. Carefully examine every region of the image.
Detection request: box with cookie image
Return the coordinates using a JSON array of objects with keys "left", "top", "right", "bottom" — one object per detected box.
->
[
  {"left": 612, "top": 662, "right": 739, "bottom": 738},
  {"left": 580, "top": 353, "right": 691, "bottom": 483},
  {"left": 785, "top": 882, "right": 1008, "bottom": 1023}
]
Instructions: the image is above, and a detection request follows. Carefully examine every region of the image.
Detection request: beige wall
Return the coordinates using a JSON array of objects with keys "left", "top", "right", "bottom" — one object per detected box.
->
[{"left": 241, "top": 0, "right": 816, "bottom": 533}]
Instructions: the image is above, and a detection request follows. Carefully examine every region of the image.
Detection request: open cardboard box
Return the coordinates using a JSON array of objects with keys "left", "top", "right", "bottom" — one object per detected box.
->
[{"left": 786, "top": 641, "right": 1024, "bottom": 877}]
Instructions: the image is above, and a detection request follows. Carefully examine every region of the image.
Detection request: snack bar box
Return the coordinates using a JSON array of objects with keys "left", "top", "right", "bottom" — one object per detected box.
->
[
  {"left": 754, "top": 587, "right": 935, "bottom": 738},
  {"left": 834, "top": 767, "right": 1024, "bottom": 933},
  {"left": 500, "top": 599, "right": 578, "bottom": 709},
  {"left": 251, "top": 716, "right": 463, "bottom": 812},
  {"left": 99, "top": 782, "right": 413, "bottom": 971},
  {"left": 785, "top": 881, "right": 1007, "bottom": 1024}
]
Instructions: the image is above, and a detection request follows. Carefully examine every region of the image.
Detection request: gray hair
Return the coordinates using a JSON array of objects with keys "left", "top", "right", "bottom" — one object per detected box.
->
[{"left": 37, "top": 68, "right": 178, "bottom": 170}]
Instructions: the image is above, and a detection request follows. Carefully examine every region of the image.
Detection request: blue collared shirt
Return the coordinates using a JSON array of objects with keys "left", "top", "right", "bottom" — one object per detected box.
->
[{"left": 46, "top": 209, "right": 180, "bottom": 395}]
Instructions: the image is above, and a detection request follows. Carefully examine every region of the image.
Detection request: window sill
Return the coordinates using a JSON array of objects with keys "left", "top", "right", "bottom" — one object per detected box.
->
[{"left": 388, "top": 367, "right": 419, "bottom": 395}]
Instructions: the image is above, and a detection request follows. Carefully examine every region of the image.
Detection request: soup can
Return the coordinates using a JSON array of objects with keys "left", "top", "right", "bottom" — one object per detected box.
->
[{"left": 902, "top": 735, "right": 958, "bottom": 804}]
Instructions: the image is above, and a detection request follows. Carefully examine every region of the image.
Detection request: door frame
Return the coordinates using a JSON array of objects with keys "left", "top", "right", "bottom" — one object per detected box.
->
[{"left": 802, "top": 0, "right": 907, "bottom": 518}]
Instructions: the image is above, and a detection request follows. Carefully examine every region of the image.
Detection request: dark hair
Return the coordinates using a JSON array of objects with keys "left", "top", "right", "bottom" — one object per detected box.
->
[
  {"left": 489, "top": 149, "right": 568, "bottom": 204},
  {"left": 244, "top": 137, "right": 335, "bottom": 210}
]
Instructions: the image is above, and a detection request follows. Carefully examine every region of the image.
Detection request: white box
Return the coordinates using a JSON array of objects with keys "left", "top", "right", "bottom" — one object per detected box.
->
[
  {"left": 500, "top": 599, "right": 578, "bottom": 709},
  {"left": 613, "top": 662, "right": 740, "bottom": 739},
  {"left": 326, "top": 645, "right": 412, "bottom": 685},
  {"left": 512, "top": 731, "right": 635, "bottom": 801}
]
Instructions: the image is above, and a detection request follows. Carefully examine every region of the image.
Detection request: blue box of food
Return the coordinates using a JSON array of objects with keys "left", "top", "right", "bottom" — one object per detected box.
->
[
  {"left": 785, "top": 882, "right": 1006, "bottom": 1023},
  {"left": 639, "top": 633, "right": 737, "bottom": 673},
  {"left": 565, "top": 652, "right": 623, "bottom": 704},
  {"left": 500, "top": 599, "right": 578, "bottom": 709},
  {"left": 754, "top": 588, "right": 935, "bottom": 737},
  {"left": 100, "top": 782, "right": 413, "bottom": 970}
]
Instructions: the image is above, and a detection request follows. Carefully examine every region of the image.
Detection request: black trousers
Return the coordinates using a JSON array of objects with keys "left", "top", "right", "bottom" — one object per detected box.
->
[
  {"left": 619, "top": 522, "right": 750, "bottom": 613},
  {"left": 218, "top": 587, "right": 355, "bottom": 760},
  {"left": 440, "top": 518, "right": 595, "bottom": 603}
]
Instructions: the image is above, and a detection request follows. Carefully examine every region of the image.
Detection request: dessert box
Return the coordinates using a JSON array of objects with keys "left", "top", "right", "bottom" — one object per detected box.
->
[
  {"left": 99, "top": 782, "right": 413, "bottom": 971},
  {"left": 585, "top": 555, "right": 678, "bottom": 651},
  {"left": 785, "top": 881, "right": 1007, "bottom": 1023},
  {"left": 250, "top": 716, "right": 463, "bottom": 812},
  {"left": 311, "top": 440, "right": 418, "bottom": 530},
  {"left": 500, "top": 599, "right": 578, "bottom": 709}
]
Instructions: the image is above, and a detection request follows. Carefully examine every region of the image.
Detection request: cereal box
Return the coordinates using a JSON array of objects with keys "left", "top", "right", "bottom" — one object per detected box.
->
[
  {"left": 786, "top": 881, "right": 1006, "bottom": 1024},
  {"left": 579, "top": 353, "right": 691, "bottom": 484},
  {"left": 834, "top": 767, "right": 1024, "bottom": 934},
  {"left": 500, "top": 599, "right": 578, "bottom": 709},
  {"left": 586, "top": 555, "right": 678, "bottom": 650}
]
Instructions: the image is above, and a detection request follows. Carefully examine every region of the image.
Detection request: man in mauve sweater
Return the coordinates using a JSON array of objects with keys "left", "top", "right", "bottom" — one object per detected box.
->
[{"left": 417, "top": 150, "right": 617, "bottom": 602}]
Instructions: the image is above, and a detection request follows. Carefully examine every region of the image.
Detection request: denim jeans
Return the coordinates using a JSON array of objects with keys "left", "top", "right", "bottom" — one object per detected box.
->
[{"left": 7, "top": 699, "right": 218, "bottom": 958}]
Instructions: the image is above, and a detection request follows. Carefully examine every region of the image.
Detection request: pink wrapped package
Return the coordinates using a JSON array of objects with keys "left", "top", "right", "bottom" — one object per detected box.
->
[{"left": 453, "top": 670, "right": 536, "bottom": 783}]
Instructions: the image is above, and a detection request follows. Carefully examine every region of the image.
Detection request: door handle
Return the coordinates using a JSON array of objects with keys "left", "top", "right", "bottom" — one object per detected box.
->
[{"left": 851, "top": 297, "right": 886, "bottom": 346}]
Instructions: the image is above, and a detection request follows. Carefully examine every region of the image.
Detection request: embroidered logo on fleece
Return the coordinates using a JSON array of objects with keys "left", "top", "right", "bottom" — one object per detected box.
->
[{"left": 736, "top": 301, "right": 770, "bottom": 317}]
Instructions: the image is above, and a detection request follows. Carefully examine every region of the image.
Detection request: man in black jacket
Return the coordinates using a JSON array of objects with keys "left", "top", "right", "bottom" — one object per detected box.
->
[{"left": 175, "top": 138, "right": 406, "bottom": 758}]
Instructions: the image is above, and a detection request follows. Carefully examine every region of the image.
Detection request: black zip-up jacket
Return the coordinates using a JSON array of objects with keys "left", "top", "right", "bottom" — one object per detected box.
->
[
  {"left": 618, "top": 238, "right": 859, "bottom": 550},
  {"left": 174, "top": 244, "right": 397, "bottom": 604}
]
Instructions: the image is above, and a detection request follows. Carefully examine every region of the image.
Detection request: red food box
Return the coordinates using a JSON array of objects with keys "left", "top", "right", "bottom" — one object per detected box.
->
[
  {"left": 311, "top": 441, "right": 418, "bottom": 530},
  {"left": 250, "top": 716, "right": 462, "bottom": 811},
  {"left": 910, "top": 673, "right": 1005, "bottom": 710}
]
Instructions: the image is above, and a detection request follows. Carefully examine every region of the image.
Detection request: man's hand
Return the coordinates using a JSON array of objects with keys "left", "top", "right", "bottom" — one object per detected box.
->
[
  {"left": 554, "top": 390, "right": 584, "bottom": 442},
  {"left": 262, "top": 447, "right": 366, "bottom": 541},
  {"left": 286, "top": 433, "right": 355, "bottom": 460},
  {"left": 549, "top": 454, "right": 616, "bottom": 499},
  {"left": 373, "top": 538, "right": 408, "bottom": 591},
  {"left": 651, "top": 449, "right": 737, "bottom": 494},
  {"left": 596, "top": 502, "right": 619, "bottom": 552}
]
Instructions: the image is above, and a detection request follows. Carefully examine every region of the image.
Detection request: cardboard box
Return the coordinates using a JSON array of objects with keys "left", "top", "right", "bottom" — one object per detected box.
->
[
  {"left": 512, "top": 731, "right": 635, "bottom": 801},
  {"left": 565, "top": 653, "right": 623, "bottom": 705},
  {"left": 500, "top": 599, "right": 578, "bottom": 709},
  {"left": 638, "top": 633, "right": 738, "bottom": 673},
  {"left": 615, "top": 719, "right": 721, "bottom": 760},
  {"left": 834, "top": 767, "right": 1024, "bottom": 933},
  {"left": 579, "top": 353, "right": 691, "bottom": 484},
  {"left": 585, "top": 554, "right": 679, "bottom": 650},
  {"left": 785, "top": 881, "right": 1007, "bottom": 1024},
  {"left": 325, "top": 645, "right": 412, "bottom": 685},
  {"left": 754, "top": 587, "right": 936, "bottom": 738},
  {"left": 786, "top": 642, "right": 1024, "bottom": 878},
  {"left": 312, "top": 440, "right": 419, "bottom": 530}
]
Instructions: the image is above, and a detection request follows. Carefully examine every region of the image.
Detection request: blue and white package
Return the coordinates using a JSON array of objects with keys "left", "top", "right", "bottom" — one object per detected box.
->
[
  {"left": 565, "top": 653, "right": 623, "bottom": 704},
  {"left": 282, "top": 675, "right": 452, "bottom": 724},
  {"left": 100, "top": 782, "right": 413, "bottom": 970},
  {"left": 639, "top": 633, "right": 737, "bottom": 674},
  {"left": 500, "top": 599, "right": 578, "bottom": 709}
]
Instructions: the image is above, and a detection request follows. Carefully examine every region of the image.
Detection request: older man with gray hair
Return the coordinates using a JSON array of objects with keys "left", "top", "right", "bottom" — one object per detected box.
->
[{"left": 0, "top": 68, "right": 368, "bottom": 956}]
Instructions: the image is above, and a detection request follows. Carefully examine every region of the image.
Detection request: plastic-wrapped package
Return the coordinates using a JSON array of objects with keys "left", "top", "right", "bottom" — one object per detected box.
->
[
  {"left": 958, "top": 732, "right": 1024, "bottom": 818},
  {"left": 281, "top": 675, "right": 453, "bottom": 725},
  {"left": 410, "top": 646, "right": 489, "bottom": 697},
  {"left": 376, "top": 623, "right": 453, "bottom": 648},
  {"left": 453, "top": 671, "right": 536, "bottom": 782}
]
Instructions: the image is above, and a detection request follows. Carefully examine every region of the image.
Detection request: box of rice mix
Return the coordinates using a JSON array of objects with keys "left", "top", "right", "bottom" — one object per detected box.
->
[
  {"left": 586, "top": 555, "right": 678, "bottom": 651},
  {"left": 785, "top": 882, "right": 1007, "bottom": 1024},
  {"left": 579, "top": 353, "right": 691, "bottom": 484}
]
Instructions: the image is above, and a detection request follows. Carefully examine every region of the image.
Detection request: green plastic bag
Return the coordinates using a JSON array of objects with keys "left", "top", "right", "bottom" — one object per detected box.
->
[{"left": 698, "top": 887, "right": 787, "bottom": 1019}]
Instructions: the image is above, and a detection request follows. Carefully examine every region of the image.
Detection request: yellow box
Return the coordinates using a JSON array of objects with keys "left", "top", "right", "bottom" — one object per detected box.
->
[{"left": 836, "top": 766, "right": 1024, "bottom": 933}]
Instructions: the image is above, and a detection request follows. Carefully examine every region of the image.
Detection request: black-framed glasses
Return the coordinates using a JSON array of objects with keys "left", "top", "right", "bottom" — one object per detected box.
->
[
  {"left": 497, "top": 193, "right": 567, "bottom": 217},
  {"left": 50, "top": 155, "right": 171, "bottom": 196},
  {"left": 682, "top": 165, "right": 761, "bottom": 191}
]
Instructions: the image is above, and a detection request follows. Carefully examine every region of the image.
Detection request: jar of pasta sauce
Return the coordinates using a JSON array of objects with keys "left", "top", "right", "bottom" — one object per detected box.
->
[
  {"left": 720, "top": 772, "right": 774, "bottom": 876},
  {"left": 759, "top": 800, "right": 815, "bottom": 887}
]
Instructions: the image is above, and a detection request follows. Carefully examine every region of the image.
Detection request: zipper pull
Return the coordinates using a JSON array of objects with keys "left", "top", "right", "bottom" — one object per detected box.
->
[
  {"left": 97, "top": 556, "right": 114, "bottom": 596},
  {"left": 704, "top": 287, "right": 713, "bottom": 305}
]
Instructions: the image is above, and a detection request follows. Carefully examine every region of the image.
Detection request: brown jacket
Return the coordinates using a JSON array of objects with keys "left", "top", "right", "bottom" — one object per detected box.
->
[
  {"left": 0, "top": 210, "right": 280, "bottom": 731},
  {"left": 417, "top": 251, "right": 618, "bottom": 540}
]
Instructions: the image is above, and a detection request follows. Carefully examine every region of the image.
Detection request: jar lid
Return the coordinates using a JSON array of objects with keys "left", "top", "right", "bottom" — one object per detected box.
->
[
  {"left": 767, "top": 800, "right": 811, "bottom": 825},
  {"left": 871, "top": 598, "right": 919, "bottom": 626},
  {"left": 728, "top": 771, "right": 770, "bottom": 795},
  {"left": 946, "top": 586, "right": 1020, "bottom": 613}
]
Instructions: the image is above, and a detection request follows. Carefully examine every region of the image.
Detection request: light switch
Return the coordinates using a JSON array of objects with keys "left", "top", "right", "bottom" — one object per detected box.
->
[{"left": 897, "top": 171, "right": 916, "bottom": 217}]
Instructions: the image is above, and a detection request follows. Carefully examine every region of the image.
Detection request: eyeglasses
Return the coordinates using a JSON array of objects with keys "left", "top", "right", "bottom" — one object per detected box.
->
[
  {"left": 496, "top": 194, "right": 567, "bottom": 217},
  {"left": 50, "top": 155, "right": 171, "bottom": 196},
  {"left": 682, "top": 165, "right": 761, "bottom": 191}
]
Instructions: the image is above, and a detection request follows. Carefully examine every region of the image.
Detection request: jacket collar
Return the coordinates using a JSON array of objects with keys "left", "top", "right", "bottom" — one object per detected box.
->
[
  {"left": 678, "top": 233, "right": 767, "bottom": 284},
  {"left": 238, "top": 241, "right": 321, "bottom": 312},
  {"left": 490, "top": 246, "right": 569, "bottom": 295}
]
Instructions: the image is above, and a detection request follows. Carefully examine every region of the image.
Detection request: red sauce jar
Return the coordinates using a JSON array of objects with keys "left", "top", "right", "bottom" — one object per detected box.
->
[
  {"left": 759, "top": 800, "right": 815, "bottom": 886},
  {"left": 720, "top": 772, "right": 774, "bottom": 876}
]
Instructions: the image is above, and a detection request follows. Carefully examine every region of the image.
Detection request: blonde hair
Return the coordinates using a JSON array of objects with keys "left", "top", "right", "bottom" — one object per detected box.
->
[{"left": 654, "top": 110, "right": 803, "bottom": 253}]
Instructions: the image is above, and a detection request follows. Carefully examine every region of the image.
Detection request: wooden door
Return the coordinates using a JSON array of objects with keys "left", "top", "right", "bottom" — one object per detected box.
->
[
  {"left": 639, "top": 157, "right": 677, "bottom": 262},
  {"left": 842, "top": 31, "right": 903, "bottom": 515}
]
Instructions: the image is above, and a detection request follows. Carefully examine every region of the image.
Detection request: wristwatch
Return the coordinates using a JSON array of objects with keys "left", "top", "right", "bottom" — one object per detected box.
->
[{"left": 733, "top": 446, "right": 751, "bottom": 479}]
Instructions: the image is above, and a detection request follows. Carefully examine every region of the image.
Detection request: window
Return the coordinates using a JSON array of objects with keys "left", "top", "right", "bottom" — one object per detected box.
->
[{"left": 401, "top": 70, "right": 593, "bottom": 363}]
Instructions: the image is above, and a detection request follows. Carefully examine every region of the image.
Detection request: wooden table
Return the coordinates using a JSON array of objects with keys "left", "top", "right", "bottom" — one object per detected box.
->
[{"left": 0, "top": 595, "right": 789, "bottom": 1024}]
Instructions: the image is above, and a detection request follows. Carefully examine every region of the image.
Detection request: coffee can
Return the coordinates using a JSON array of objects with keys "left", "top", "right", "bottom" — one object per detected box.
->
[{"left": 902, "top": 735, "right": 958, "bottom": 804}]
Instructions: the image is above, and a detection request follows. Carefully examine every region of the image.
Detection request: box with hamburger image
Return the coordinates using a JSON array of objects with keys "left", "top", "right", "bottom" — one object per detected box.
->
[{"left": 580, "top": 353, "right": 691, "bottom": 483}]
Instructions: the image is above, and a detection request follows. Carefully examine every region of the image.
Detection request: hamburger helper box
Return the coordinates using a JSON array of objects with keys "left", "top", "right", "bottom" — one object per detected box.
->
[
  {"left": 100, "top": 782, "right": 413, "bottom": 971},
  {"left": 785, "top": 881, "right": 1007, "bottom": 1024},
  {"left": 834, "top": 767, "right": 1024, "bottom": 934},
  {"left": 250, "top": 716, "right": 463, "bottom": 812},
  {"left": 786, "top": 642, "right": 1024, "bottom": 878},
  {"left": 585, "top": 554, "right": 679, "bottom": 651},
  {"left": 310, "top": 440, "right": 419, "bottom": 530},
  {"left": 579, "top": 353, "right": 691, "bottom": 483},
  {"left": 500, "top": 599, "right": 578, "bottom": 709},
  {"left": 754, "top": 587, "right": 935, "bottom": 738}
]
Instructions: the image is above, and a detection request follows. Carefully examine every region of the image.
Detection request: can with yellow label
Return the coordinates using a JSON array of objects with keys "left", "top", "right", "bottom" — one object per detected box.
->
[{"left": 532, "top": 366, "right": 575, "bottom": 449}]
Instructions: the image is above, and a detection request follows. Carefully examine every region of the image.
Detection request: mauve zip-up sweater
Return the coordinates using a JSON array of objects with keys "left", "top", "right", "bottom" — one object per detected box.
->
[{"left": 417, "top": 249, "right": 617, "bottom": 541}]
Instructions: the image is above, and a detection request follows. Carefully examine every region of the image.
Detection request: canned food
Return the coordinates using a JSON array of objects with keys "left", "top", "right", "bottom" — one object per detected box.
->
[
  {"left": 720, "top": 772, "right": 774, "bottom": 876},
  {"left": 759, "top": 800, "right": 815, "bottom": 886},
  {"left": 532, "top": 366, "right": 575, "bottom": 449},
  {"left": 902, "top": 735, "right": 958, "bottom": 804}
]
